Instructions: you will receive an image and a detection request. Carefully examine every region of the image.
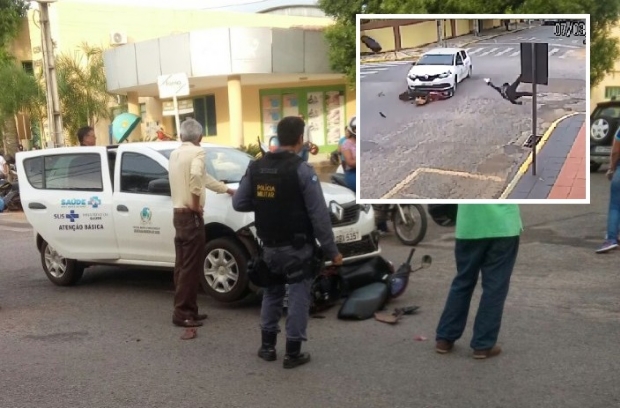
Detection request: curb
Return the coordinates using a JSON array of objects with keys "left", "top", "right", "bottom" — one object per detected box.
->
[
  {"left": 361, "top": 26, "right": 531, "bottom": 65},
  {"left": 499, "top": 112, "right": 584, "bottom": 199}
]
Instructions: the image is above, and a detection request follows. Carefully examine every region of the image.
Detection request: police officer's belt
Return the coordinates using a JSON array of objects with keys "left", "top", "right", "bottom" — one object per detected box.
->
[{"left": 261, "top": 238, "right": 312, "bottom": 248}]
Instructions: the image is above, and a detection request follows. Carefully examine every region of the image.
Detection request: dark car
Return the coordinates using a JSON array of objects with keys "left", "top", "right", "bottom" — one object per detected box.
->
[{"left": 590, "top": 99, "right": 620, "bottom": 172}]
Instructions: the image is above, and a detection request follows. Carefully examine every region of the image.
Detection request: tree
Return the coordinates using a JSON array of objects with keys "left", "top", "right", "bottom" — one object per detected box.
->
[
  {"left": 319, "top": 0, "right": 620, "bottom": 89},
  {"left": 0, "top": 0, "right": 30, "bottom": 156},
  {"left": 56, "top": 43, "right": 114, "bottom": 145},
  {"left": 0, "top": 63, "right": 45, "bottom": 156}
]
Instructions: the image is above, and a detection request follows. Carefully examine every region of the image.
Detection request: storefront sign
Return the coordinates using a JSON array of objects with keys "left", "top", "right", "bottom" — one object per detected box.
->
[
  {"left": 163, "top": 99, "right": 194, "bottom": 116},
  {"left": 157, "top": 73, "right": 189, "bottom": 99}
]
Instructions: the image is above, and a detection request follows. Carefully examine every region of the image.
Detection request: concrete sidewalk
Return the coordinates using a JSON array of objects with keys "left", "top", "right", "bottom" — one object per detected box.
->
[
  {"left": 502, "top": 113, "right": 586, "bottom": 200},
  {"left": 361, "top": 22, "right": 536, "bottom": 64}
]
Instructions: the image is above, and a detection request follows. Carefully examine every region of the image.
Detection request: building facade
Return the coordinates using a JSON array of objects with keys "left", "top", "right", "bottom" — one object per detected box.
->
[{"left": 9, "top": 0, "right": 353, "bottom": 151}]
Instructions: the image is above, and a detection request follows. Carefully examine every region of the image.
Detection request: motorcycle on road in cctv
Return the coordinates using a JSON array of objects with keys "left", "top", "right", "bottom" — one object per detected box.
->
[{"left": 330, "top": 165, "right": 428, "bottom": 246}]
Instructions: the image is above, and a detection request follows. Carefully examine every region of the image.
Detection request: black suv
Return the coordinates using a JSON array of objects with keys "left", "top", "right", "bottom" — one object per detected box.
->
[{"left": 591, "top": 100, "right": 620, "bottom": 172}]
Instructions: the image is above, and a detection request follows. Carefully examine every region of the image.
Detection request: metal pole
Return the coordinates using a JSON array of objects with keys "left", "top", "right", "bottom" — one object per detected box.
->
[
  {"left": 173, "top": 95, "right": 181, "bottom": 141},
  {"left": 531, "top": 43, "right": 537, "bottom": 176},
  {"left": 39, "top": 2, "right": 64, "bottom": 147}
]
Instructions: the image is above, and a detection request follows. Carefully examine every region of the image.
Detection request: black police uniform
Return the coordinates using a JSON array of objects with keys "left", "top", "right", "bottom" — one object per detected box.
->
[{"left": 232, "top": 149, "right": 340, "bottom": 369}]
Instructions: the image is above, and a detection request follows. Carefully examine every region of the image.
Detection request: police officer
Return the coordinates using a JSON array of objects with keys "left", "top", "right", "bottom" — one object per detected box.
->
[{"left": 232, "top": 115, "right": 343, "bottom": 369}]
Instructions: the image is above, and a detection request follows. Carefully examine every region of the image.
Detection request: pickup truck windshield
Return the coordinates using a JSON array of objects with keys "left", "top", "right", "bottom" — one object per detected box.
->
[{"left": 158, "top": 147, "right": 253, "bottom": 183}]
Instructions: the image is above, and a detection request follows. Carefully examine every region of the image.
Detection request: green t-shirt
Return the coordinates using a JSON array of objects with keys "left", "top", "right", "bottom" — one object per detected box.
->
[{"left": 455, "top": 204, "right": 523, "bottom": 239}]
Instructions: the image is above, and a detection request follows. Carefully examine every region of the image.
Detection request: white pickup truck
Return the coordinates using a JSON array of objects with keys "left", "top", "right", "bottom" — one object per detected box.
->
[{"left": 16, "top": 142, "right": 381, "bottom": 303}]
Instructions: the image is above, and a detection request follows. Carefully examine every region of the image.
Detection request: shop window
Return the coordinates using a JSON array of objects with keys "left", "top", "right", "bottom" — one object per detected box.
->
[
  {"left": 260, "top": 87, "right": 346, "bottom": 148},
  {"left": 193, "top": 95, "right": 217, "bottom": 136},
  {"left": 605, "top": 86, "right": 620, "bottom": 99}
]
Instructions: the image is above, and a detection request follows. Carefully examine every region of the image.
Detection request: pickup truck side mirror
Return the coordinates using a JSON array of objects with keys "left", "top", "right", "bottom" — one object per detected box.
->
[{"left": 148, "top": 178, "right": 171, "bottom": 196}]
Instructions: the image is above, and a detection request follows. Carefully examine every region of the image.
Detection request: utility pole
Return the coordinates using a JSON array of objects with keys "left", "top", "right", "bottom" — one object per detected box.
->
[
  {"left": 37, "top": 0, "right": 64, "bottom": 148},
  {"left": 436, "top": 20, "right": 445, "bottom": 47}
]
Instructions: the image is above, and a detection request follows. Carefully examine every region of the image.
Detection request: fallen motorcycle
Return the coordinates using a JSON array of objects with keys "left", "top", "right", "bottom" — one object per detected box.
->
[{"left": 311, "top": 247, "right": 432, "bottom": 319}]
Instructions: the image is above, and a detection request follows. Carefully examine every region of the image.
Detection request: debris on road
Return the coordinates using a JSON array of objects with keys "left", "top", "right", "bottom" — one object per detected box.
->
[
  {"left": 380, "top": 112, "right": 386, "bottom": 118},
  {"left": 181, "top": 328, "right": 197, "bottom": 340},
  {"left": 374, "top": 306, "right": 420, "bottom": 324},
  {"left": 413, "top": 335, "right": 428, "bottom": 341},
  {"left": 378, "top": 91, "right": 385, "bottom": 97}
]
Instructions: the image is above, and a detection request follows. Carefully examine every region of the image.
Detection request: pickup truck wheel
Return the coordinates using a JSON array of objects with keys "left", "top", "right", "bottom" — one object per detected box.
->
[
  {"left": 40, "top": 241, "right": 84, "bottom": 286},
  {"left": 201, "top": 237, "right": 250, "bottom": 303}
]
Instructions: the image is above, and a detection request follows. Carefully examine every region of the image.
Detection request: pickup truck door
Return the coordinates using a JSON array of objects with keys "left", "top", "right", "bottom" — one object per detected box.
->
[
  {"left": 112, "top": 146, "right": 175, "bottom": 263},
  {"left": 16, "top": 147, "right": 120, "bottom": 260}
]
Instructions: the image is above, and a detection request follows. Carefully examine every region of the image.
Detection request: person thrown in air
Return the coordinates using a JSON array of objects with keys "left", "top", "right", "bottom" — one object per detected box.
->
[{"left": 484, "top": 74, "right": 533, "bottom": 105}]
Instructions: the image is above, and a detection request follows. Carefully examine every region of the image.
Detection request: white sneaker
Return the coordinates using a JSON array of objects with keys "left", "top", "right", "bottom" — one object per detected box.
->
[{"left": 483, "top": 78, "right": 490, "bottom": 84}]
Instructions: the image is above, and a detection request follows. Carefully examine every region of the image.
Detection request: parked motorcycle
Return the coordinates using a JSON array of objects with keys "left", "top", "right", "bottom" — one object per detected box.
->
[
  {"left": 0, "top": 164, "right": 22, "bottom": 212},
  {"left": 330, "top": 167, "right": 428, "bottom": 246},
  {"left": 373, "top": 204, "right": 427, "bottom": 246}
]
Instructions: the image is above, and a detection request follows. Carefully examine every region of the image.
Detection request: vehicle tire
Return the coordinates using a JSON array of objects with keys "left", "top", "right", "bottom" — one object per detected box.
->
[
  {"left": 468, "top": 65, "right": 473, "bottom": 78},
  {"left": 591, "top": 118, "right": 614, "bottom": 145},
  {"left": 452, "top": 76, "right": 457, "bottom": 93},
  {"left": 40, "top": 240, "right": 84, "bottom": 286},
  {"left": 391, "top": 204, "right": 428, "bottom": 246},
  {"left": 201, "top": 237, "right": 250, "bottom": 303},
  {"left": 590, "top": 162, "right": 601, "bottom": 172}
]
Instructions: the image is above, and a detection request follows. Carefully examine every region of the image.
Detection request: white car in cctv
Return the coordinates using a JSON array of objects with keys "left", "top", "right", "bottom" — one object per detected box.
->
[
  {"left": 406, "top": 48, "right": 473, "bottom": 97},
  {"left": 15, "top": 142, "right": 381, "bottom": 303}
]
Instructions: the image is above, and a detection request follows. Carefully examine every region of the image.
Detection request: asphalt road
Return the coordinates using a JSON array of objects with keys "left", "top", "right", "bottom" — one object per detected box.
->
[
  {"left": 359, "top": 25, "right": 587, "bottom": 199},
  {"left": 2, "top": 174, "right": 619, "bottom": 408}
]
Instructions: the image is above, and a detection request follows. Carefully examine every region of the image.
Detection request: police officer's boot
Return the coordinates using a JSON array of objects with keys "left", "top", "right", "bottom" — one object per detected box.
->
[
  {"left": 258, "top": 331, "right": 277, "bottom": 362},
  {"left": 283, "top": 339, "right": 311, "bottom": 369}
]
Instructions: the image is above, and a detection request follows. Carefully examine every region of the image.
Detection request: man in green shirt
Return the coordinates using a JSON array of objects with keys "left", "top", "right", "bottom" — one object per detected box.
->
[{"left": 435, "top": 204, "right": 522, "bottom": 359}]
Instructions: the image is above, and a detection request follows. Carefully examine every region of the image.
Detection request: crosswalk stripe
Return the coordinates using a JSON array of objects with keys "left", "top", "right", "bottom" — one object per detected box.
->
[
  {"left": 360, "top": 70, "right": 379, "bottom": 75},
  {"left": 509, "top": 51, "right": 520, "bottom": 57},
  {"left": 468, "top": 48, "right": 484, "bottom": 55},
  {"left": 496, "top": 47, "right": 513, "bottom": 56},
  {"left": 360, "top": 67, "right": 389, "bottom": 72},
  {"left": 558, "top": 50, "right": 573, "bottom": 59},
  {"left": 479, "top": 47, "right": 498, "bottom": 56},
  {"left": 549, "top": 48, "right": 560, "bottom": 56}
]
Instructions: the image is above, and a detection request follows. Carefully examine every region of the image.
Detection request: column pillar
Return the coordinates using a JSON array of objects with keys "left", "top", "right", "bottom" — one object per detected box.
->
[
  {"left": 227, "top": 75, "right": 244, "bottom": 147},
  {"left": 127, "top": 91, "right": 142, "bottom": 142}
]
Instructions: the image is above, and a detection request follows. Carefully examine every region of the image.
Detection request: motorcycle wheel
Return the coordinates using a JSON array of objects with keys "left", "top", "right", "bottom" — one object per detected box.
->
[{"left": 391, "top": 204, "right": 428, "bottom": 246}]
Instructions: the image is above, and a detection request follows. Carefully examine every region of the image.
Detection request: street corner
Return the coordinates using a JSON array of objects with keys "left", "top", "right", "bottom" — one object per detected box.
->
[
  {"left": 380, "top": 167, "right": 508, "bottom": 200},
  {"left": 501, "top": 113, "right": 587, "bottom": 200}
]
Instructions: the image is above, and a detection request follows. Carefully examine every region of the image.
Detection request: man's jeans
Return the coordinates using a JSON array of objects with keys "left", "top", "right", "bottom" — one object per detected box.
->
[
  {"left": 606, "top": 169, "right": 620, "bottom": 241},
  {"left": 436, "top": 236, "right": 519, "bottom": 350}
]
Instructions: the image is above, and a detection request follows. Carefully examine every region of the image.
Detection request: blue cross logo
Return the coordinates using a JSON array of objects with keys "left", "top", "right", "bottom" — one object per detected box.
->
[{"left": 66, "top": 210, "right": 79, "bottom": 222}]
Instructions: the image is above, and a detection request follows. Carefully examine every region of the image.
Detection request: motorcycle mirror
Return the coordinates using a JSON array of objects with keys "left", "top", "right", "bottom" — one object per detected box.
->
[{"left": 421, "top": 255, "right": 432, "bottom": 268}]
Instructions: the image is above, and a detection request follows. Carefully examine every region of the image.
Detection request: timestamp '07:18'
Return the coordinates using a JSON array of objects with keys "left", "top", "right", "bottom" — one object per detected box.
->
[{"left": 554, "top": 21, "right": 586, "bottom": 38}]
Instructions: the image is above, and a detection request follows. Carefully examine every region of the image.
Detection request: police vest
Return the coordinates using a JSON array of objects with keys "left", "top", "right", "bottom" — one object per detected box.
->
[{"left": 249, "top": 151, "right": 313, "bottom": 244}]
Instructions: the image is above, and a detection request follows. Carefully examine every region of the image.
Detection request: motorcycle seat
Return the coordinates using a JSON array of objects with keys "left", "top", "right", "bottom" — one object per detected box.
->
[{"left": 337, "top": 282, "right": 389, "bottom": 321}]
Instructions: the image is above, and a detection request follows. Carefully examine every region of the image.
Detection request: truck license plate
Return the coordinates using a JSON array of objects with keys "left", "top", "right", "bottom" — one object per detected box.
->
[
  {"left": 335, "top": 228, "right": 361, "bottom": 244},
  {"left": 594, "top": 146, "right": 611, "bottom": 154}
]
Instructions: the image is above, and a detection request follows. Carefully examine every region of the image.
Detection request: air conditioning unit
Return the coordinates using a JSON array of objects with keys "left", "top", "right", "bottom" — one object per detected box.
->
[{"left": 109, "top": 31, "right": 127, "bottom": 46}]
